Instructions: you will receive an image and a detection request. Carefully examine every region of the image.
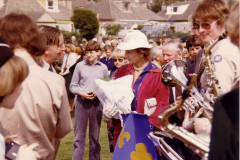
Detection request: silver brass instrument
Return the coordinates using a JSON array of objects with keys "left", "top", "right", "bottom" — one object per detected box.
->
[
  {"left": 161, "top": 60, "right": 211, "bottom": 123},
  {"left": 159, "top": 60, "right": 210, "bottom": 158},
  {"left": 148, "top": 132, "right": 183, "bottom": 160},
  {"left": 203, "top": 31, "right": 228, "bottom": 103}
]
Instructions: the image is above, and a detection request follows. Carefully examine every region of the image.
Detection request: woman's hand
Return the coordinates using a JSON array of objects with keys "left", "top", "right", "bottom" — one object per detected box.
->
[{"left": 16, "top": 143, "right": 40, "bottom": 160}]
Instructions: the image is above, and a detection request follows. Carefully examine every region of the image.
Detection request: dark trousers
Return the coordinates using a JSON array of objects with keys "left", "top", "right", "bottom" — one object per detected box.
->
[{"left": 72, "top": 96, "right": 103, "bottom": 160}]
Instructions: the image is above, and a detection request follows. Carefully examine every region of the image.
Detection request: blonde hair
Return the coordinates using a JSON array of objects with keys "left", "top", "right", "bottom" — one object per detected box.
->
[
  {"left": 225, "top": 1, "right": 239, "bottom": 47},
  {"left": 188, "top": 14, "right": 193, "bottom": 24},
  {"left": 65, "top": 44, "right": 75, "bottom": 53},
  {"left": 0, "top": 56, "right": 29, "bottom": 102},
  {"left": 75, "top": 46, "right": 82, "bottom": 55},
  {"left": 112, "top": 49, "right": 125, "bottom": 59}
]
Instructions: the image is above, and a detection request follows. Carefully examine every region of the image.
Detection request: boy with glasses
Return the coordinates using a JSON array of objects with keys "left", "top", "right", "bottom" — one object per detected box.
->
[{"left": 70, "top": 40, "right": 108, "bottom": 160}]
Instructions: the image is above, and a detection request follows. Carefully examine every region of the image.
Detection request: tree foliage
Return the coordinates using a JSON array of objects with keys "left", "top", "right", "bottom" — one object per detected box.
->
[
  {"left": 71, "top": 8, "right": 99, "bottom": 40},
  {"left": 151, "top": 0, "right": 162, "bottom": 13},
  {"left": 105, "top": 24, "right": 122, "bottom": 36},
  {"left": 61, "top": 30, "right": 82, "bottom": 44}
]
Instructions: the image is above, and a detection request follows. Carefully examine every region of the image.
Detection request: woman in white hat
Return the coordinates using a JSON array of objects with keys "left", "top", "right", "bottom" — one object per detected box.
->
[{"left": 103, "top": 30, "right": 170, "bottom": 149}]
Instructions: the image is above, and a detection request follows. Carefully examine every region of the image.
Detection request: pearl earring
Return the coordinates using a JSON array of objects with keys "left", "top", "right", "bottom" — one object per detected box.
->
[{"left": 141, "top": 55, "right": 143, "bottom": 57}]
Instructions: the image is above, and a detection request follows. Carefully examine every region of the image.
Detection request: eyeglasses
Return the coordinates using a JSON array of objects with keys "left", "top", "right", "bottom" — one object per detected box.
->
[
  {"left": 192, "top": 20, "right": 218, "bottom": 30},
  {"left": 113, "top": 58, "right": 124, "bottom": 62}
]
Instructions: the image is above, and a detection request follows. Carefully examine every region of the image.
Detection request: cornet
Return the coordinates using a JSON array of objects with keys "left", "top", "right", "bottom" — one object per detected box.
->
[{"left": 161, "top": 60, "right": 211, "bottom": 123}]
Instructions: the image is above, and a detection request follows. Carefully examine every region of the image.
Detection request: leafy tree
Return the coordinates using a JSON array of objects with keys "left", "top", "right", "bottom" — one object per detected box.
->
[
  {"left": 170, "top": 26, "right": 175, "bottom": 33},
  {"left": 166, "top": 31, "right": 190, "bottom": 38},
  {"left": 61, "top": 30, "right": 82, "bottom": 44},
  {"left": 105, "top": 24, "right": 122, "bottom": 36},
  {"left": 71, "top": 8, "right": 99, "bottom": 40},
  {"left": 151, "top": 0, "right": 162, "bottom": 13}
]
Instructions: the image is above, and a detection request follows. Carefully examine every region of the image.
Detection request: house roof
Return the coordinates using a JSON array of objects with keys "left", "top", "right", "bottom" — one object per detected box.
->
[
  {"left": 72, "top": 0, "right": 96, "bottom": 9},
  {"left": 84, "top": 0, "right": 164, "bottom": 21},
  {"left": 4, "top": 0, "right": 45, "bottom": 20},
  {"left": 0, "top": 0, "right": 73, "bottom": 22},
  {"left": 157, "top": 1, "right": 199, "bottom": 22},
  {"left": 48, "top": 4, "right": 73, "bottom": 21}
]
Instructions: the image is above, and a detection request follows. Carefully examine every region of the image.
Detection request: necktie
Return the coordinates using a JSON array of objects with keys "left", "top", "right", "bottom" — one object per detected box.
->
[
  {"left": 64, "top": 55, "right": 69, "bottom": 69},
  {"left": 175, "top": 84, "right": 185, "bottom": 120},
  {"left": 175, "top": 84, "right": 182, "bottom": 98},
  {"left": 49, "top": 64, "right": 53, "bottom": 72}
]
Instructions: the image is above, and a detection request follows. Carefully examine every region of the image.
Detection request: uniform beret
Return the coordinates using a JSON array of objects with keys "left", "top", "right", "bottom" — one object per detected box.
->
[{"left": 0, "top": 36, "right": 14, "bottom": 68}]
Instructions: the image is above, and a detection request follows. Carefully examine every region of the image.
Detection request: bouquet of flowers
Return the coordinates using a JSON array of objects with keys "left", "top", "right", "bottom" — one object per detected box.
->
[{"left": 93, "top": 75, "right": 134, "bottom": 120}]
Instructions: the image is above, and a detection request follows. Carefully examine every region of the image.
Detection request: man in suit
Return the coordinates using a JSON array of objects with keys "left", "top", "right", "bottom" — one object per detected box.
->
[
  {"left": 162, "top": 40, "right": 195, "bottom": 160},
  {"left": 40, "top": 25, "right": 66, "bottom": 73},
  {"left": 39, "top": 25, "right": 68, "bottom": 160}
]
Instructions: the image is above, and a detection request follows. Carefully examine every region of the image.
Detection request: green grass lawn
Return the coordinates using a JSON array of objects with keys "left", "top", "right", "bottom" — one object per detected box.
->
[{"left": 56, "top": 114, "right": 112, "bottom": 160}]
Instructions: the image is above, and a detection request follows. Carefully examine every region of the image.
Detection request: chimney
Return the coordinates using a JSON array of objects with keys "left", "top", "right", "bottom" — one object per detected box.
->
[
  {"left": 66, "top": 0, "right": 72, "bottom": 10},
  {"left": 80, "top": 3, "right": 84, "bottom": 8},
  {"left": 162, "top": 2, "right": 166, "bottom": 11},
  {"left": 59, "top": 0, "right": 72, "bottom": 10}
]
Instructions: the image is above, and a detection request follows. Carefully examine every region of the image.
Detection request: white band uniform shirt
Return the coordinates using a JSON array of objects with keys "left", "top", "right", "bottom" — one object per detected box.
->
[
  {"left": 0, "top": 48, "right": 72, "bottom": 159},
  {"left": 200, "top": 37, "right": 239, "bottom": 117}
]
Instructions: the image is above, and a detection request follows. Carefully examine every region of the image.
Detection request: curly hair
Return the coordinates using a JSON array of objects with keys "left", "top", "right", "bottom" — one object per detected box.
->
[{"left": 38, "top": 25, "right": 61, "bottom": 46}]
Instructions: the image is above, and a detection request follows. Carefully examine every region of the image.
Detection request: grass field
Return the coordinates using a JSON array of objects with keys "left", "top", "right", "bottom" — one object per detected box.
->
[{"left": 56, "top": 114, "right": 112, "bottom": 160}]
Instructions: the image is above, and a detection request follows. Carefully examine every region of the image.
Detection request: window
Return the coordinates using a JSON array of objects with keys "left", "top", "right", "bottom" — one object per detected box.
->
[
  {"left": 47, "top": 0, "right": 54, "bottom": 9},
  {"left": 124, "top": 2, "right": 130, "bottom": 11},
  {"left": 173, "top": 7, "right": 178, "bottom": 12}
]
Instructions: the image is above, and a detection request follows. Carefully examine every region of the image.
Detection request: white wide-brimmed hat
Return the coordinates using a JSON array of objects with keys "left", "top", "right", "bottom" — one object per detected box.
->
[{"left": 117, "top": 30, "right": 152, "bottom": 50}]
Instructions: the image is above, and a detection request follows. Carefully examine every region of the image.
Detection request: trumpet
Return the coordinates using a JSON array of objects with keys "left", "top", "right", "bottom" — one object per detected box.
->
[
  {"left": 161, "top": 60, "right": 212, "bottom": 123},
  {"left": 159, "top": 59, "right": 210, "bottom": 158}
]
